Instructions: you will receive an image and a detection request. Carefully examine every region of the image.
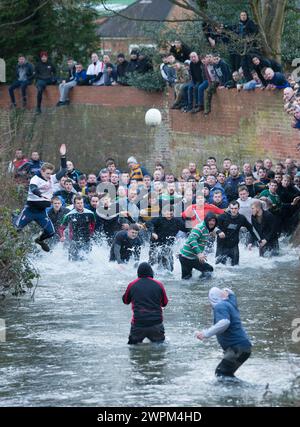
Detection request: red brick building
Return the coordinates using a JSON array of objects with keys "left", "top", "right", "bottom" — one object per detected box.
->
[{"left": 97, "top": 0, "right": 194, "bottom": 56}]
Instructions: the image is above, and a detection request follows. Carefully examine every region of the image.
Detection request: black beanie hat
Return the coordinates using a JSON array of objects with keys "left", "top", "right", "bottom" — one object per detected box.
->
[
  {"left": 137, "top": 262, "right": 154, "bottom": 278},
  {"left": 204, "top": 212, "right": 217, "bottom": 230}
]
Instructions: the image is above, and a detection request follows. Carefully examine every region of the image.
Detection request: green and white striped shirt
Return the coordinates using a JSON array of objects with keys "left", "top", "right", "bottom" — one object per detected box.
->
[{"left": 180, "top": 221, "right": 209, "bottom": 260}]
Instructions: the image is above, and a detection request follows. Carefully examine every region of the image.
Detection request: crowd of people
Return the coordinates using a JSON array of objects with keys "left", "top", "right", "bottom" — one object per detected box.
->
[
  {"left": 6, "top": 11, "right": 300, "bottom": 128},
  {"left": 5, "top": 9, "right": 300, "bottom": 378},
  {"left": 10, "top": 146, "right": 300, "bottom": 270},
  {"left": 10, "top": 146, "right": 300, "bottom": 378}
]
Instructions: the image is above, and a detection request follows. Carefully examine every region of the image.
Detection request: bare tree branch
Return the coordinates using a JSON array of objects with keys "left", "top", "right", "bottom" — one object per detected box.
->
[
  {"left": 0, "top": 0, "right": 51, "bottom": 29},
  {"left": 98, "top": 0, "right": 219, "bottom": 24}
]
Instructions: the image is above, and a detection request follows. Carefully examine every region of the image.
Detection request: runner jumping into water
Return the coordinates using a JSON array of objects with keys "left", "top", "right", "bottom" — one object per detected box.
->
[{"left": 15, "top": 144, "right": 67, "bottom": 252}]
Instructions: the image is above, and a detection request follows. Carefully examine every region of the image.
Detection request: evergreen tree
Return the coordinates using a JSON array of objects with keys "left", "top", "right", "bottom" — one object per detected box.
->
[{"left": 0, "top": 0, "right": 100, "bottom": 81}]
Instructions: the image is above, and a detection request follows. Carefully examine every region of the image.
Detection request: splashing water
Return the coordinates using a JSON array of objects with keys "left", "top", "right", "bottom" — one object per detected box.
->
[{"left": 0, "top": 238, "right": 299, "bottom": 406}]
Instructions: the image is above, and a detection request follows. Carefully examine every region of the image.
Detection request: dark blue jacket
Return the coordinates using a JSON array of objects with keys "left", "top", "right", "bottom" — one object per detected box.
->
[
  {"left": 75, "top": 69, "right": 87, "bottom": 85},
  {"left": 15, "top": 62, "right": 34, "bottom": 83},
  {"left": 18, "top": 159, "right": 44, "bottom": 177},
  {"left": 214, "top": 293, "right": 251, "bottom": 350},
  {"left": 213, "top": 60, "right": 231, "bottom": 85},
  {"left": 269, "top": 72, "right": 290, "bottom": 89},
  {"left": 225, "top": 175, "right": 245, "bottom": 201}
]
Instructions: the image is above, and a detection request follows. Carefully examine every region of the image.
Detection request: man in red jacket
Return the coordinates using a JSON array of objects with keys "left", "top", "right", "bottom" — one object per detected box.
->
[
  {"left": 182, "top": 194, "right": 224, "bottom": 229},
  {"left": 122, "top": 262, "right": 168, "bottom": 345}
]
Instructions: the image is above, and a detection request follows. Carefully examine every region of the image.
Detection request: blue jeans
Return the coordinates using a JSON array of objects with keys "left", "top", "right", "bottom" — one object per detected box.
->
[
  {"left": 9, "top": 80, "right": 31, "bottom": 104},
  {"left": 187, "top": 80, "right": 209, "bottom": 108}
]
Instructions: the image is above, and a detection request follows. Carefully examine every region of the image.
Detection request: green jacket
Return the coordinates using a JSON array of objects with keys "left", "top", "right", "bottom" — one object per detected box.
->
[{"left": 259, "top": 189, "right": 281, "bottom": 213}]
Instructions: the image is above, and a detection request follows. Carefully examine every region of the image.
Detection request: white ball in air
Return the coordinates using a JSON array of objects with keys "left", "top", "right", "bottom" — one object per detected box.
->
[{"left": 145, "top": 108, "right": 162, "bottom": 126}]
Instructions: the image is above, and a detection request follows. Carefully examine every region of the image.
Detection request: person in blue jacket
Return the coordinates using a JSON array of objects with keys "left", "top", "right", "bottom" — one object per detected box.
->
[
  {"left": 263, "top": 67, "right": 290, "bottom": 90},
  {"left": 196, "top": 287, "right": 252, "bottom": 378},
  {"left": 57, "top": 63, "right": 87, "bottom": 106}
]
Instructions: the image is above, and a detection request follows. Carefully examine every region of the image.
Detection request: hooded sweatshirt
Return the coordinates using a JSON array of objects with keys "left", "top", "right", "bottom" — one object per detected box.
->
[
  {"left": 122, "top": 262, "right": 168, "bottom": 327},
  {"left": 180, "top": 212, "right": 217, "bottom": 259},
  {"left": 203, "top": 287, "right": 251, "bottom": 350}
]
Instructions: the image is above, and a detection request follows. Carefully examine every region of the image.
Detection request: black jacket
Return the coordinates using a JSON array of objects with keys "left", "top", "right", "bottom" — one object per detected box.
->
[
  {"left": 53, "top": 190, "right": 76, "bottom": 206},
  {"left": 122, "top": 263, "right": 168, "bottom": 327},
  {"left": 126, "top": 59, "right": 140, "bottom": 74},
  {"left": 216, "top": 212, "right": 256, "bottom": 248},
  {"left": 47, "top": 206, "right": 70, "bottom": 232},
  {"left": 146, "top": 217, "right": 187, "bottom": 245},
  {"left": 190, "top": 61, "right": 204, "bottom": 84},
  {"left": 250, "top": 210, "right": 278, "bottom": 245},
  {"left": 169, "top": 43, "right": 191, "bottom": 62},
  {"left": 35, "top": 60, "right": 56, "bottom": 81},
  {"left": 95, "top": 202, "right": 121, "bottom": 238},
  {"left": 251, "top": 55, "right": 282, "bottom": 86},
  {"left": 110, "top": 230, "right": 141, "bottom": 263},
  {"left": 116, "top": 60, "right": 129, "bottom": 82},
  {"left": 277, "top": 185, "right": 300, "bottom": 204}
]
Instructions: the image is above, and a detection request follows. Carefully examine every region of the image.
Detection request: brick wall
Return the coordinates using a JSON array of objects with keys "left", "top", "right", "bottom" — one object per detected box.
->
[{"left": 0, "top": 84, "right": 299, "bottom": 174}]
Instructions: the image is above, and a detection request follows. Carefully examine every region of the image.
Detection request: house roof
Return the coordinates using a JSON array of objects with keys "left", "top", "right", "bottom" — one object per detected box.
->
[{"left": 97, "top": 0, "right": 175, "bottom": 38}]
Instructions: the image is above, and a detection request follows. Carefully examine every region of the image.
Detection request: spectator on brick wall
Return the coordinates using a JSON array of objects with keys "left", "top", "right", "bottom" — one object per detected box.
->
[
  {"left": 160, "top": 54, "right": 176, "bottom": 87},
  {"left": 57, "top": 61, "right": 87, "bottom": 106},
  {"left": 242, "top": 70, "right": 263, "bottom": 90},
  {"left": 292, "top": 106, "right": 300, "bottom": 130},
  {"left": 263, "top": 67, "right": 290, "bottom": 90},
  {"left": 8, "top": 54, "right": 34, "bottom": 109},
  {"left": 251, "top": 55, "right": 282, "bottom": 87},
  {"left": 202, "top": 22, "right": 230, "bottom": 49},
  {"left": 116, "top": 53, "right": 129, "bottom": 85},
  {"left": 184, "top": 52, "right": 208, "bottom": 113},
  {"left": 229, "top": 11, "right": 258, "bottom": 81},
  {"left": 136, "top": 51, "right": 153, "bottom": 74},
  {"left": 35, "top": 51, "right": 57, "bottom": 114},
  {"left": 224, "top": 70, "right": 245, "bottom": 89},
  {"left": 171, "top": 60, "right": 190, "bottom": 110},
  {"left": 213, "top": 54, "right": 231, "bottom": 87},
  {"left": 103, "top": 62, "right": 118, "bottom": 86},
  {"left": 126, "top": 50, "right": 140, "bottom": 75},
  {"left": 169, "top": 40, "right": 191, "bottom": 63},
  {"left": 86, "top": 53, "right": 105, "bottom": 86},
  {"left": 283, "top": 87, "right": 296, "bottom": 113}
]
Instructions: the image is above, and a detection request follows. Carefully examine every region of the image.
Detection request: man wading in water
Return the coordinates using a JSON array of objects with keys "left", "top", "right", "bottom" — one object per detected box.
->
[{"left": 196, "top": 287, "right": 252, "bottom": 379}]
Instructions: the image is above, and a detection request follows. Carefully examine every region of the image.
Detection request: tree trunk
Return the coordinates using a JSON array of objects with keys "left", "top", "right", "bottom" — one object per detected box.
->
[{"left": 250, "top": 0, "right": 288, "bottom": 62}]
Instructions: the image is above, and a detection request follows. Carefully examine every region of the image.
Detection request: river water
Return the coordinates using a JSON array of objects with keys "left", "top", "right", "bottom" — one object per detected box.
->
[{"left": 0, "top": 240, "right": 299, "bottom": 407}]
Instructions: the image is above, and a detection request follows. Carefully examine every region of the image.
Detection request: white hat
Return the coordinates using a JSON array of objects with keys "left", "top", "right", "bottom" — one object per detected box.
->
[{"left": 127, "top": 156, "right": 138, "bottom": 164}]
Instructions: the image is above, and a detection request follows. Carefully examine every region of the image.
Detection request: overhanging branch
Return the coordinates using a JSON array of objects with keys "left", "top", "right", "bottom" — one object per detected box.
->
[{"left": 0, "top": 0, "right": 51, "bottom": 29}]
